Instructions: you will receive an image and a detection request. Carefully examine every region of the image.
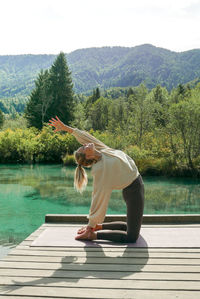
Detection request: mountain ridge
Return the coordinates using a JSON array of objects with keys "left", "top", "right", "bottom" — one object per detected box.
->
[{"left": 0, "top": 44, "right": 200, "bottom": 98}]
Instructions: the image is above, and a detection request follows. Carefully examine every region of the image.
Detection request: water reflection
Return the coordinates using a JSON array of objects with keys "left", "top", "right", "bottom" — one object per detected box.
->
[{"left": 0, "top": 164, "right": 199, "bottom": 248}]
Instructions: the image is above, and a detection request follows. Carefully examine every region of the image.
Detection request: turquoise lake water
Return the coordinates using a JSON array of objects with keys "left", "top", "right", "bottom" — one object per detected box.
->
[{"left": 0, "top": 164, "right": 199, "bottom": 258}]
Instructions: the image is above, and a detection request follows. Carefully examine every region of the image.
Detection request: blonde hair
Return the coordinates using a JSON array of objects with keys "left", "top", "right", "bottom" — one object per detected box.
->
[{"left": 74, "top": 150, "right": 95, "bottom": 193}]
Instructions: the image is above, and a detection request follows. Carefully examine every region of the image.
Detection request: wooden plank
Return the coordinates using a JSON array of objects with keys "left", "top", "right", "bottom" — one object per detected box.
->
[
  {"left": 0, "top": 276, "right": 200, "bottom": 290},
  {"left": 40, "top": 223, "right": 200, "bottom": 229},
  {"left": 3, "top": 255, "right": 200, "bottom": 265},
  {"left": 8, "top": 249, "right": 200, "bottom": 258},
  {"left": 17, "top": 240, "right": 37, "bottom": 245},
  {"left": 0, "top": 286, "right": 200, "bottom": 298},
  {"left": 0, "top": 297, "right": 65, "bottom": 299},
  {"left": 1, "top": 223, "right": 200, "bottom": 299},
  {"left": 13, "top": 243, "right": 200, "bottom": 253},
  {"left": 0, "top": 261, "right": 200, "bottom": 272},
  {"left": 1, "top": 268, "right": 200, "bottom": 281},
  {"left": 0, "top": 297, "right": 55, "bottom": 299},
  {"left": 41, "top": 224, "right": 83, "bottom": 228},
  {"left": 45, "top": 213, "right": 200, "bottom": 224},
  {"left": 25, "top": 230, "right": 46, "bottom": 240}
]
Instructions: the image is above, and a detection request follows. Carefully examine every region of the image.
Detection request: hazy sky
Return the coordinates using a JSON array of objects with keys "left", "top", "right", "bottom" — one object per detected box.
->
[{"left": 0, "top": 0, "right": 200, "bottom": 55}]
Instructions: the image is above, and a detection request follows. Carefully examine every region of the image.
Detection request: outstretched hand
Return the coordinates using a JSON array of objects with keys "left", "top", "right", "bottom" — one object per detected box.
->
[{"left": 48, "top": 116, "right": 66, "bottom": 132}]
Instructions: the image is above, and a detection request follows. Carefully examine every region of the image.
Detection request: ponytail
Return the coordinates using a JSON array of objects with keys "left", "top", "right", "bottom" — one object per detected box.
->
[
  {"left": 74, "top": 164, "right": 88, "bottom": 193},
  {"left": 74, "top": 150, "right": 95, "bottom": 193}
]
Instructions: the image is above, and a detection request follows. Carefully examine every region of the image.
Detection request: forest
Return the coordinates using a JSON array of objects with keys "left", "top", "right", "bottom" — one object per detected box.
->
[
  {"left": 1, "top": 44, "right": 200, "bottom": 104},
  {"left": 0, "top": 51, "right": 199, "bottom": 177}
]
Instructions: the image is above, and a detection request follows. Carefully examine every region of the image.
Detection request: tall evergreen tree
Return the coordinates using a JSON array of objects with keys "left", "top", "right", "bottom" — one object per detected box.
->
[
  {"left": 88, "top": 97, "right": 110, "bottom": 130},
  {"left": 177, "top": 84, "right": 185, "bottom": 96},
  {"left": 25, "top": 52, "right": 74, "bottom": 129},
  {"left": 152, "top": 85, "right": 169, "bottom": 127},
  {"left": 25, "top": 70, "right": 50, "bottom": 129},
  {"left": 95, "top": 87, "right": 101, "bottom": 100},
  {"left": 84, "top": 87, "right": 100, "bottom": 119},
  {"left": 46, "top": 52, "right": 74, "bottom": 124},
  {"left": 0, "top": 109, "right": 4, "bottom": 128},
  {"left": 127, "top": 87, "right": 134, "bottom": 98}
]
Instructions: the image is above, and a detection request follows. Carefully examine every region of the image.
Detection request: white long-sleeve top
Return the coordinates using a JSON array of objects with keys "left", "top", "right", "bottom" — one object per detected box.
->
[{"left": 72, "top": 129, "right": 140, "bottom": 227}]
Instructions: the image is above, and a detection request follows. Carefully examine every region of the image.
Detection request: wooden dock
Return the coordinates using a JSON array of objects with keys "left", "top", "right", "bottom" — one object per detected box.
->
[{"left": 0, "top": 216, "right": 200, "bottom": 298}]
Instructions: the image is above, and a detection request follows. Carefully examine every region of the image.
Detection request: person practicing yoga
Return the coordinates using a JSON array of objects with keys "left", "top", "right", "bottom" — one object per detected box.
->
[{"left": 49, "top": 116, "right": 145, "bottom": 243}]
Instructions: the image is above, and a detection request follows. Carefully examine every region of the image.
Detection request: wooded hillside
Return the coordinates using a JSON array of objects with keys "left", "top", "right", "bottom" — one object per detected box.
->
[{"left": 1, "top": 44, "right": 200, "bottom": 99}]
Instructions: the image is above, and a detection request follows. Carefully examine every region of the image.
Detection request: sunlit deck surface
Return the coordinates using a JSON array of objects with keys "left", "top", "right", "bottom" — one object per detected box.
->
[{"left": 0, "top": 215, "right": 200, "bottom": 299}]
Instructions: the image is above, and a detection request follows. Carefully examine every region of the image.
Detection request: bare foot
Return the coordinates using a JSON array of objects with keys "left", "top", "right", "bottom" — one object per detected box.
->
[
  {"left": 77, "top": 224, "right": 102, "bottom": 234},
  {"left": 77, "top": 226, "right": 87, "bottom": 234},
  {"left": 75, "top": 230, "right": 97, "bottom": 241}
]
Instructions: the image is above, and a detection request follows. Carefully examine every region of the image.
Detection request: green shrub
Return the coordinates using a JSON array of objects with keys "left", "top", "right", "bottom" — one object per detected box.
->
[
  {"left": 125, "top": 145, "right": 149, "bottom": 160},
  {"left": 0, "top": 126, "right": 79, "bottom": 164},
  {"left": 0, "top": 125, "right": 199, "bottom": 177},
  {"left": 62, "top": 154, "right": 76, "bottom": 166},
  {"left": 136, "top": 158, "right": 176, "bottom": 176}
]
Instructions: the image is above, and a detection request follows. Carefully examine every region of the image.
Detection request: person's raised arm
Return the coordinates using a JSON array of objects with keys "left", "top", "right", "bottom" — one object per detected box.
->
[
  {"left": 49, "top": 116, "right": 109, "bottom": 150},
  {"left": 48, "top": 116, "right": 74, "bottom": 134}
]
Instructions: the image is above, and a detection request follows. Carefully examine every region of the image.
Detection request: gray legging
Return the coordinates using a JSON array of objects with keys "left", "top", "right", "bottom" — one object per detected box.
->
[{"left": 97, "top": 175, "right": 144, "bottom": 243}]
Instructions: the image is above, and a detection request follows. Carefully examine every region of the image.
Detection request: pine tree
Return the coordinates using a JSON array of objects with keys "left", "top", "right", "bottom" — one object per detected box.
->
[
  {"left": 127, "top": 87, "right": 134, "bottom": 98},
  {"left": 46, "top": 52, "right": 74, "bottom": 124},
  {"left": 154, "top": 85, "right": 163, "bottom": 104},
  {"left": 25, "top": 70, "right": 50, "bottom": 129},
  {"left": 95, "top": 87, "right": 100, "bottom": 100},
  {"left": 0, "top": 109, "right": 4, "bottom": 128},
  {"left": 25, "top": 52, "right": 74, "bottom": 129},
  {"left": 177, "top": 84, "right": 185, "bottom": 96},
  {"left": 84, "top": 87, "right": 101, "bottom": 118},
  {"left": 150, "top": 85, "right": 170, "bottom": 128}
]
